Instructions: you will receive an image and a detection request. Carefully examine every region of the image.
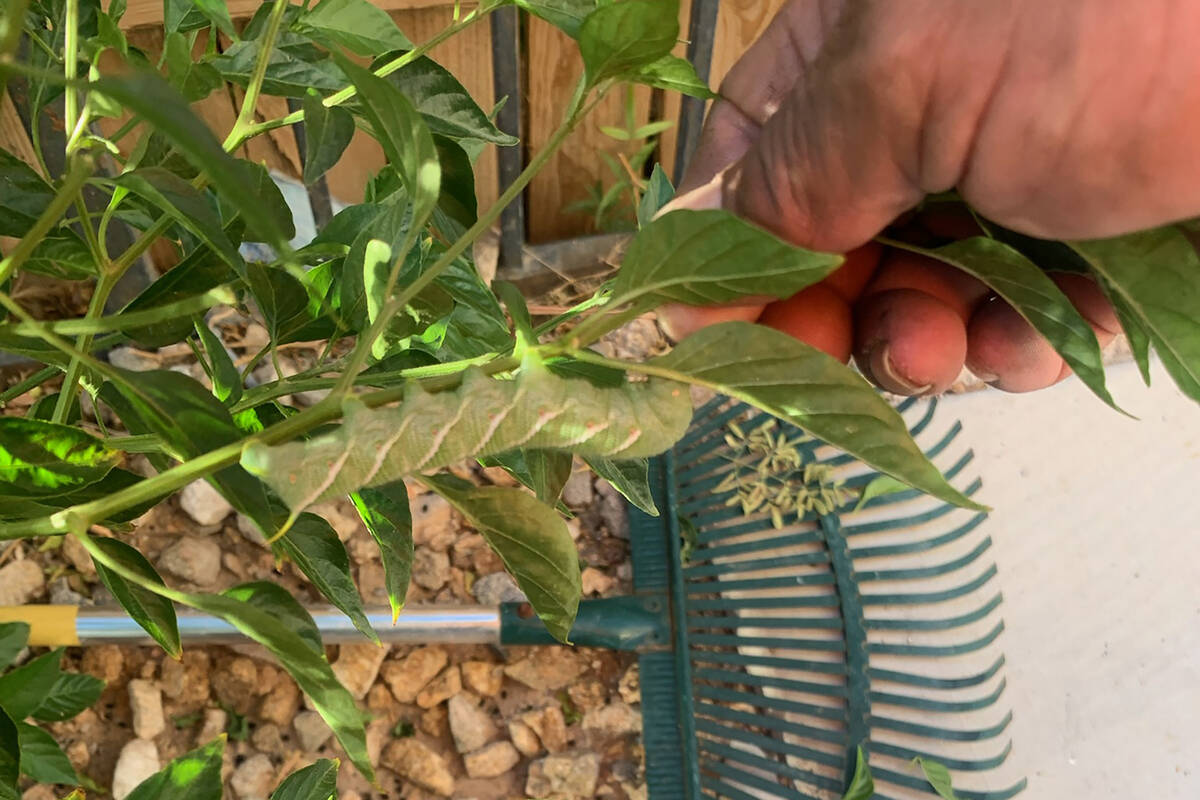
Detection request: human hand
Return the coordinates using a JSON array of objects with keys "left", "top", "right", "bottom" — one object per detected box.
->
[{"left": 660, "top": 0, "right": 1200, "bottom": 394}]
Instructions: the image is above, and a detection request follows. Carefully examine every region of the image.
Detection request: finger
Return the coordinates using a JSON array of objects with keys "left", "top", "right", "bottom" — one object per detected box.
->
[
  {"left": 821, "top": 241, "right": 884, "bottom": 303},
  {"left": 862, "top": 249, "right": 990, "bottom": 321},
  {"left": 853, "top": 289, "right": 969, "bottom": 395},
  {"left": 965, "top": 298, "right": 1065, "bottom": 392},
  {"left": 657, "top": 301, "right": 768, "bottom": 342},
  {"left": 678, "top": 2, "right": 839, "bottom": 193},
  {"left": 1050, "top": 272, "right": 1120, "bottom": 337},
  {"left": 758, "top": 283, "right": 853, "bottom": 362}
]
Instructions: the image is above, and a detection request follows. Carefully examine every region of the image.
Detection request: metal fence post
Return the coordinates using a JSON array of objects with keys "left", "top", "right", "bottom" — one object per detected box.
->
[
  {"left": 673, "top": 0, "right": 720, "bottom": 186},
  {"left": 491, "top": 6, "right": 526, "bottom": 273}
]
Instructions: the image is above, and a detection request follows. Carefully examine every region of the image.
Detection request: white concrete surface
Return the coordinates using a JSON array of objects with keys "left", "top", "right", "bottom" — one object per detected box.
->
[{"left": 938, "top": 361, "right": 1200, "bottom": 798}]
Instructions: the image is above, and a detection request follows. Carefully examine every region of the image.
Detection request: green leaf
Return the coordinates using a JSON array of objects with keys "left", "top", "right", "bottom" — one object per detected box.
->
[
  {"left": 164, "top": 32, "right": 223, "bottom": 101},
  {"left": 276, "top": 514, "right": 377, "bottom": 644},
  {"left": 583, "top": 456, "right": 657, "bottom": 516},
  {"left": 912, "top": 757, "right": 959, "bottom": 800},
  {"left": 0, "top": 708, "right": 18, "bottom": 800},
  {"left": 22, "top": 233, "right": 98, "bottom": 280},
  {"left": 853, "top": 474, "right": 910, "bottom": 512},
  {"left": 124, "top": 737, "right": 224, "bottom": 800},
  {"left": 113, "top": 168, "right": 244, "bottom": 272},
  {"left": 0, "top": 626, "right": 28, "bottom": 672},
  {"left": 634, "top": 54, "right": 717, "bottom": 99},
  {"left": 493, "top": 280, "right": 534, "bottom": 341},
  {"left": 194, "top": 320, "right": 242, "bottom": 405},
  {"left": 90, "top": 536, "right": 182, "bottom": 658},
  {"left": 209, "top": 40, "right": 349, "bottom": 97},
  {"left": 271, "top": 758, "right": 338, "bottom": 800},
  {"left": 164, "top": 0, "right": 211, "bottom": 34},
  {"left": 514, "top": 0, "right": 598, "bottom": 38},
  {"left": 0, "top": 418, "right": 120, "bottom": 497},
  {"left": 30, "top": 671, "right": 105, "bottom": 722},
  {"left": 380, "top": 56, "right": 518, "bottom": 146},
  {"left": 299, "top": 0, "right": 413, "bottom": 57},
  {"left": 425, "top": 476, "right": 581, "bottom": 643},
  {"left": 0, "top": 650, "right": 63, "bottom": 719},
  {"left": 241, "top": 366, "right": 692, "bottom": 511},
  {"left": 892, "top": 237, "right": 1119, "bottom": 411},
  {"left": 246, "top": 263, "right": 324, "bottom": 344},
  {"left": 351, "top": 483, "right": 414, "bottom": 623},
  {"left": 181, "top": 584, "right": 372, "bottom": 779},
  {"left": 650, "top": 322, "right": 984, "bottom": 511},
  {"left": 840, "top": 747, "right": 874, "bottom": 800},
  {"left": 233, "top": 161, "right": 296, "bottom": 244},
  {"left": 190, "top": 0, "right": 235, "bottom": 38},
  {"left": 16, "top": 723, "right": 77, "bottom": 785},
  {"left": 302, "top": 90, "right": 355, "bottom": 185},
  {"left": 335, "top": 55, "right": 440, "bottom": 219},
  {"left": 100, "top": 372, "right": 279, "bottom": 534},
  {"left": 337, "top": 197, "right": 413, "bottom": 332},
  {"left": 611, "top": 209, "right": 843, "bottom": 308},
  {"left": 92, "top": 70, "right": 290, "bottom": 250},
  {"left": 433, "top": 135, "right": 477, "bottom": 234},
  {"left": 1099, "top": 279, "right": 1153, "bottom": 384},
  {"left": 123, "top": 247, "right": 234, "bottom": 348},
  {"left": 482, "top": 449, "right": 573, "bottom": 506},
  {"left": 636, "top": 163, "right": 674, "bottom": 229},
  {"left": 1070, "top": 227, "right": 1200, "bottom": 403},
  {"left": 0, "top": 151, "right": 55, "bottom": 238},
  {"left": 580, "top": 0, "right": 680, "bottom": 86}
]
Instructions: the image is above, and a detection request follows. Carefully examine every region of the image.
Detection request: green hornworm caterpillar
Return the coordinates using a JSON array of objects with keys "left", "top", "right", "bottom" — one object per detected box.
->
[{"left": 241, "top": 365, "right": 692, "bottom": 514}]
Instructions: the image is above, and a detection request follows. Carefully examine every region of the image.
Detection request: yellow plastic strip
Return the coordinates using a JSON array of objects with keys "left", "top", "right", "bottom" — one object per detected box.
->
[{"left": 0, "top": 605, "right": 79, "bottom": 646}]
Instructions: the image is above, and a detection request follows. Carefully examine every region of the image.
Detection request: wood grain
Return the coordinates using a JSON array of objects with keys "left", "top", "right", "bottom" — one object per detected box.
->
[{"left": 525, "top": 16, "right": 653, "bottom": 243}]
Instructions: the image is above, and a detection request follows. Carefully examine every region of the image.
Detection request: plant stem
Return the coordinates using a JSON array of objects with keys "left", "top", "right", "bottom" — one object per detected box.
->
[
  {"left": 338, "top": 91, "right": 604, "bottom": 391},
  {"left": 0, "top": 352, "right": 522, "bottom": 539},
  {"left": 561, "top": 300, "right": 653, "bottom": 350},
  {"left": 62, "top": 0, "right": 79, "bottom": 138},
  {"left": 236, "top": 8, "right": 488, "bottom": 143},
  {"left": 223, "top": 0, "right": 290, "bottom": 150},
  {"left": 0, "top": 155, "right": 93, "bottom": 287},
  {"left": 0, "top": 293, "right": 122, "bottom": 386},
  {"left": 0, "top": 365, "right": 59, "bottom": 406},
  {"left": 51, "top": 268, "right": 115, "bottom": 422},
  {"left": 0, "top": 285, "right": 236, "bottom": 337}
]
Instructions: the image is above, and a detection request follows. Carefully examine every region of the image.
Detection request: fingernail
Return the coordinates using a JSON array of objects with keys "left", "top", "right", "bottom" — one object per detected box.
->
[
  {"left": 656, "top": 174, "right": 723, "bottom": 219},
  {"left": 871, "top": 346, "right": 931, "bottom": 396}
]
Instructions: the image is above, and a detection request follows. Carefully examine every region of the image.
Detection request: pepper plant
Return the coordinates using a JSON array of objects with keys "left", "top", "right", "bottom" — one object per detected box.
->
[{"left": 0, "top": 0, "right": 1197, "bottom": 795}]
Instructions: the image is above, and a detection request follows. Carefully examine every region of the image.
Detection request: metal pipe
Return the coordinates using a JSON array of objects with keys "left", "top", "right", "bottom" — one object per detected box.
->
[{"left": 73, "top": 606, "right": 503, "bottom": 646}]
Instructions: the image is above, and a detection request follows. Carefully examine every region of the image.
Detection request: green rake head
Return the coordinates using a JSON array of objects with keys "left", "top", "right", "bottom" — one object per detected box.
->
[{"left": 626, "top": 395, "right": 1027, "bottom": 800}]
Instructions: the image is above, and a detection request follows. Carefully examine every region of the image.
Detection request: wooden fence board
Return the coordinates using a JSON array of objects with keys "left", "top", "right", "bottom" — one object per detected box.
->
[{"left": 525, "top": 16, "right": 653, "bottom": 242}]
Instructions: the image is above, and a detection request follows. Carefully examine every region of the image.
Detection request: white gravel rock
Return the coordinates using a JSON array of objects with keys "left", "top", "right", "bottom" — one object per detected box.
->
[
  {"left": 0, "top": 560, "right": 44, "bottom": 606},
  {"left": 293, "top": 710, "right": 332, "bottom": 752},
  {"left": 448, "top": 693, "right": 498, "bottom": 753},
  {"left": 179, "top": 479, "right": 234, "bottom": 526},
  {"left": 157, "top": 536, "right": 222, "bottom": 586},
  {"left": 463, "top": 740, "right": 520, "bottom": 778},
  {"left": 561, "top": 467, "right": 594, "bottom": 507},
  {"left": 127, "top": 679, "right": 165, "bottom": 740},
  {"left": 112, "top": 739, "right": 160, "bottom": 799},
  {"left": 107, "top": 346, "right": 158, "bottom": 372},
  {"left": 230, "top": 753, "right": 275, "bottom": 799},
  {"left": 471, "top": 572, "right": 526, "bottom": 605}
]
